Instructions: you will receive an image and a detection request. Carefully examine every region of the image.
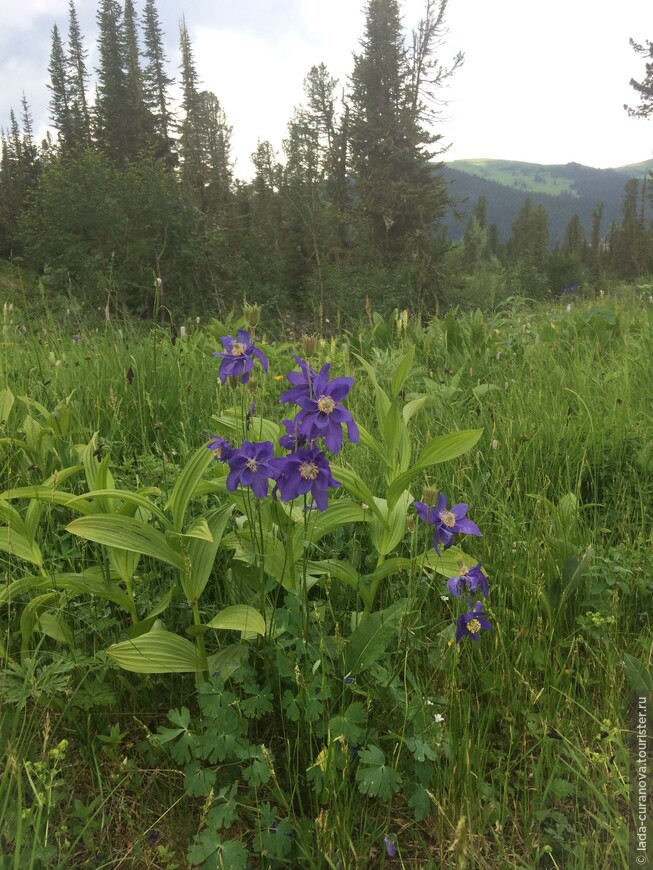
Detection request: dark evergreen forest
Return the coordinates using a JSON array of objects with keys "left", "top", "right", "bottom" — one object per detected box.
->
[{"left": 1, "top": 0, "right": 652, "bottom": 323}]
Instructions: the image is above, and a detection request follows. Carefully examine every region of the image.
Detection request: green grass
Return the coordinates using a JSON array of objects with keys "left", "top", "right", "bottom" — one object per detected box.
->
[{"left": 0, "top": 286, "right": 650, "bottom": 868}]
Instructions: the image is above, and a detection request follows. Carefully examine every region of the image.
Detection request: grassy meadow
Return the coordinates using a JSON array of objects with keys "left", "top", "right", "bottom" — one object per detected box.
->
[{"left": 0, "top": 277, "right": 652, "bottom": 869}]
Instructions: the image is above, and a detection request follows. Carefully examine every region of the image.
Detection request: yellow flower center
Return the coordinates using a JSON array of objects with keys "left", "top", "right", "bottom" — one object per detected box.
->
[
  {"left": 299, "top": 461, "right": 319, "bottom": 480},
  {"left": 466, "top": 618, "right": 481, "bottom": 634},
  {"left": 459, "top": 566, "right": 469, "bottom": 576},
  {"left": 231, "top": 342, "right": 247, "bottom": 356},
  {"left": 439, "top": 509, "right": 456, "bottom": 528},
  {"left": 246, "top": 458, "right": 258, "bottom": 472},
  {"left": 317, "top": 395, "right": 336, "bottom": 414},
  {"left": 213, "top": 447, "right": 224, "bottom": 459}
]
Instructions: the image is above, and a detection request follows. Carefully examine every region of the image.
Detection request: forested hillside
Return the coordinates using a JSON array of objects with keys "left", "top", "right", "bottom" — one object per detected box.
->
[{"left": 443, "top": 159, "right": 653, "bottom": 244}]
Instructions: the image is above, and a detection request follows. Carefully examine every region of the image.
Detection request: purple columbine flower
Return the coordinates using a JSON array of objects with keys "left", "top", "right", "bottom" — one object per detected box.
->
[
  {"left": 456, "top": 599, "right": 492, "bottom": 642},
  {"left": 292, "top": 365, "right": 359, "bottom": 454},
  {"left": 384, "top": 835, "right": 397, "bottom": 857},
  {"left": 271, "top": 446, "right": 340, "bottom": 511},
  {"left": 206, "top": 435, "right": 233, "bottom": 462},
  {"left": 278, "top": 418, "right": 311, "bottom": 451},
  {"left": 213, "top": 329, "right": 268, "bottom": 384},
  {"left": 279, "top": 356, "right": 319, "bottom": 405},
  {"left": 447, "top": 562, "right": 489, "bottom": 599},
  {"left": 226, "top": 440, "right": 277, "bottom": 498},
  {"left": 414, "top": 494, "right": 481, "bottom": 554}
]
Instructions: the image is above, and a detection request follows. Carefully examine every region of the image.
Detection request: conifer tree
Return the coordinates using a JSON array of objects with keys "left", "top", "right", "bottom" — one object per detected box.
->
[
  {"left": 178, "top": 19, "right": 204, "bottom": 200},
  {"left": 348, "top": 0, "right": 460, "bottom": 266},
  {"left": 66, "top": 0, "right": 91, "bottom": 148},
  {"left": 626, "top": 36, "right": 653, "bottom": 119},
  {"left": 178, "top": 20, "right": 232, "bottom": 213},
  {"left": 48, "top": 24, "right": 72, "bottom": 146},
  {"left": 123, "top": 0, "right": 153, "bottom": 153},
  {"left": 142, "top": 0, "right": 174, "bottom": 159},
  {"left": 94, "top": 0, "right": 129, "bottom": 163}
]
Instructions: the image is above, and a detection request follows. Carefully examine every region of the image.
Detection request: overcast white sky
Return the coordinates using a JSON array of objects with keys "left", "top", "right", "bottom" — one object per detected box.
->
[{"left": 1, "top": 0, "right": 652, "bottom": 179}]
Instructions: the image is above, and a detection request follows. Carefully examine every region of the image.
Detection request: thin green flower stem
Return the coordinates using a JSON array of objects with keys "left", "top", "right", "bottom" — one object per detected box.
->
[
  {"left": 300, "top": 494, "right": 310, "bottom": 642},
  {"left": 191, "top": 601, "right": 209, "bottom": 685}
]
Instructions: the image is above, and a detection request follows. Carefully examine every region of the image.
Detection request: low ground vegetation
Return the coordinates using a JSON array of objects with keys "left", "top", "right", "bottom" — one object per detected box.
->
[{"left": 0, "top": 280, "right": 651, "bottom": 868}]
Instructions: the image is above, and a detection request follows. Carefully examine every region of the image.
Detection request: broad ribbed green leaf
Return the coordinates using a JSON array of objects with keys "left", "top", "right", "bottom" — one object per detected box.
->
[
  {"left": 206, "top": 644, "right": 250, "bottom": 680},
  {"left": 293, "top": 500, "right": 369, "bottom": 556},
  {"left": 402, "top": 396, "right": 427, "bottom": 425},
  {"left": 166, "top": 445, "right": 214, "bottom": 532},
  {"left": 366, "top": 556, "right": 412, "bottom": 584},
  {"left": 0, "top": 499, "right": 28, "bottom": 537},
  {"left": 0, "top": 527, "right": 42, "bottom": 566},
  {"left": 183, "top": 504, "right": 234, "bottom": 604},
  {"left": 345, "top": 601, "right": 408, "bottom": 675},
  {"left": 107, "top": 630, "right": 201, "bottom": 673},
  {"left": 329, "top": 466, "right": 385, "bottom": 522},
  {"left": 0, "top": 486, "right": 96, "bottom": 515},
  {"left": 206, "top": 605, "right": 265, "bottom": 636},
  {"left": 415, "top": 429, "right": 483, "bottom": 467},
  {"left": 390, "top": 345, "right": 415, "bottom": 399},
  {"left": 368, "top": 494, "right": 411, "bottom": 556},
  {"left": 0, "top": 387, "right": 14, "bottom": 423},
  {"left": 386, "top": 429, "right": 484, "bottom": 508},
  {"left": 167, "top": 517, "right": 213, "bottom": 544},
  {"left": 306, "top": 558, "right": 361, "bottom": 589},
  {"left": 423, "top": 546, "right": 468, "bottom": 577},
  {"left": 66, "top": 515, "right": 185, "bottom": 571},
  {"left": 38, "top": 612, "right": 75, "bottom": 647},
  {"left": 357, "top": 423, "right": 391, "bottom": 467},
  {"left": 0, "top": 570, "right": 135, "bottom": 617},
  {"left": 67, "top": 489, "right": 168, "bottom": 525}
]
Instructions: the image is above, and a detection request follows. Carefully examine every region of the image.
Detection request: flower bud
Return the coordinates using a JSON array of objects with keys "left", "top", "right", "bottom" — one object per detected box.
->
[
  {"left": 302, "top": 333, "right": 318, "bottom": 357},
  {"left": 421, "top": 485, "right": 437, "bottom": 506},
  {"left": 243, "top": 302, "right": 261, "bottom": 329}
]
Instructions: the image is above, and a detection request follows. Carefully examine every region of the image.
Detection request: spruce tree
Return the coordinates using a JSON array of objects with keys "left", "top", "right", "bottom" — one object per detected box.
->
[
  {"left": 94, "top": 0, "right": 129, "bottom": 163},
  {"left": 142, "top": 0, "right": 174, "bottom": 160},
  {"left": 178, "top": 19, "right": 204, "bottom": 202},
  {"left": 348, "top": 0, "right": 459, "bottom": 272},
  {"left": 626, "top": 37, "right": 653, "bottom": 119},
  {"left": 66, "top": 0, "right": 91, "bottom": 148},
  {"left": 48, "top": 24, "right": 72, "bottom": 146}
]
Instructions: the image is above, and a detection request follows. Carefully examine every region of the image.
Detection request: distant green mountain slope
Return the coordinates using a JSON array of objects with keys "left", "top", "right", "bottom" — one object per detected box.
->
[{"left": 442, "top": 158, "right": 653, "bottom": 245}]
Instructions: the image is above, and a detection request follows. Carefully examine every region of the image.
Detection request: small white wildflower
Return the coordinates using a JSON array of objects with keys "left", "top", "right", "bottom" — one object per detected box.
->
[
  {"left": 434, "top": 713, "right": 445, "bottom": 724},
  {"left": 179, "top": 325, "right": 186, "bottom": 339},
  {"left": 361, "top": 503, "right": 369, "bottom": 511}
]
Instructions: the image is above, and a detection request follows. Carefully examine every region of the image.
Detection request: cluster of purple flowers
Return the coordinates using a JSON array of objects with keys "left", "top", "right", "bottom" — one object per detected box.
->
[
  {"left": 413, "top": 493, "right": 491, "bottom": 643},
  {"left": 208, "top": 334, "right": 359, "bottom": 512}
]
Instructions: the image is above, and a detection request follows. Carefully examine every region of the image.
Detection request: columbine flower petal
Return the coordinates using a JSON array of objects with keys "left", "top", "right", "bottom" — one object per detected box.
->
[
  {"left": 226, "top": 440, "right": 277, "bottom": 498},
  {"left": 414, "top": 494, "right": 481, "bottom": 554},
  {"left": 271, "top": 447, "right": 340, "bottom": 511},
  {"left": 206, "top": 435, "right": 233, "bottom": 462},
  {"left": 447, "top": 562, "right": 489, "bottom": 599},
  {"left": 213, "top": 330, "right": 268, "bottom": 384},
  {"left": 455, "top": 600, "right": 492, "bottom": 643},
  {"left": 279, "top": 356, "right": 320, "bottom": 404}
]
